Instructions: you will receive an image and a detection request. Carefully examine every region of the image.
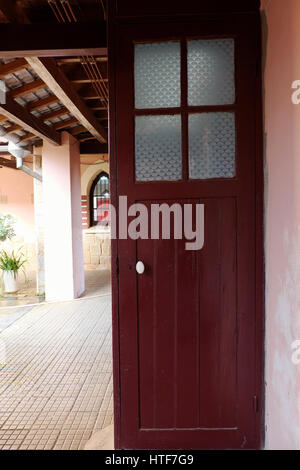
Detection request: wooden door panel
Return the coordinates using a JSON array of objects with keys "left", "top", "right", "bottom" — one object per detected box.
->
[
  {"left": 108, "top": 3, "right": 264, "bottom": 449},
  {"left": 199, "top": 197, "right": 237, "bottom": 428},
  {"left": 137, "top": 198, "right": 237, "bottom": 430}
]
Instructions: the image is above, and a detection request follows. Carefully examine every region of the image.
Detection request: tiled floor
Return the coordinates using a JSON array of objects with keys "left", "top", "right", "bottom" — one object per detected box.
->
[
  {"left": 82, "top": 269, "right": 111, "bottom": 298},
  {"left": 0, "top": 271, "right": 44, "bottom": 308},
  {"left": 0, "top": 269, "right": 111, "bottom": 308},
  {"left": 0, "top": 294, "right": 113, "bottom": 450}
]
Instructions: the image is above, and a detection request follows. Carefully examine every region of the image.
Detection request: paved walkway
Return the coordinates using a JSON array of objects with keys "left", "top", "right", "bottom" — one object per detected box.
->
[
  {"left": 0, "top": 269, "right": 111, "bottom": 308},
  {"left": 0, "top": 294, "right": 113, "bottom": 450}
]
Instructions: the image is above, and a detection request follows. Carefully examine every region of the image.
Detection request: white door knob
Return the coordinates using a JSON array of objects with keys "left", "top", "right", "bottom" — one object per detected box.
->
[{"left": 136, "top": 261, "right": 145, "bottom": 274}]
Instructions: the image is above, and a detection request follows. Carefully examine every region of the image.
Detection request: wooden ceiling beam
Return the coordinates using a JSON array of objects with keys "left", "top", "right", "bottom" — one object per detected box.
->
[
  {"left": 57, "top": 57, "right": 108, "bottom": 65},
  {"left": 71, "top": 77, "right": 108, "bottom": 84},
  {"left": 70, "top": 69, "right": 108, "bottom": 84},
  {"left": 0, "top": 95, "right": 61, "bottom": 146},
  {"left": 79, "top": 87, "right": 104, "bottom": 100},
  {"left": 70, "top": 125, "right": 86, "bottom": 136},
  {"left": 90, "top": 105, "right": 107, "bottom": 111},
  {"left": 26, "top": 57, "right": 107, "bottom": 143},
  {"left": 0, "top": 58, "right": 29, "bottom": 78},
  {"left": 79, "top": 136, "right": 96, "bottom": 142},
  {"left": 53, "top": 117, "right": 78, "bottom": 131},
  {"left": 5, "top": 124, "right": 22, "bottom": 134},
  {"left": 41, "top": 107, "right": 69, "bottom": 121},
  {"left": 20, "top": 132, "right": 35, "bottom": 142},
  {"left": 82, "top": 94, "right": 102, "bottom": 101},
  {"left": 27, "top": 95, "right": 60, "bottom": 111},
  {"left": 9, "top": 79, "right": 46, "bottom": 98},
  {"left": 0, "top": 23, "right": 107, "bottom": 58},
  {"left": 0, "top": 156, "right": 16, "bottom": 169}
]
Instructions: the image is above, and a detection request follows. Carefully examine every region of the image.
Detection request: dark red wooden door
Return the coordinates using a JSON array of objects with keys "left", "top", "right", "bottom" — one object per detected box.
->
[{"left": 110, "top": 9, "right": 263, "bottom": 450}]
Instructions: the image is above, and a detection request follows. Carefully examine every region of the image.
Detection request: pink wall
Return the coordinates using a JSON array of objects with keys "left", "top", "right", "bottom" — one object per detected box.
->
[
  {"left": 262, "top": 0, "right": 300, "bottom": 449},
  {"left": 0, "top": 166, "right": 34, "bottom": 242}
]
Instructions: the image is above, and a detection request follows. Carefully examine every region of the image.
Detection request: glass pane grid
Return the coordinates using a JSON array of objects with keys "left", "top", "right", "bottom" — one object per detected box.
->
[
  {"left": 188, "top": 38, "right": 235, "bottom": 106},
  {"left": 135, "top": 115, "right": 182, "bottom": 181},
  {"left": 189, "top": 112, "right": 236, "bottom": 180},
  {"left": 134, "top": 38, "right": 236, "bottom": 182},
  {"left": 135, "top": 41, "right": 181, "bottom": 109}
]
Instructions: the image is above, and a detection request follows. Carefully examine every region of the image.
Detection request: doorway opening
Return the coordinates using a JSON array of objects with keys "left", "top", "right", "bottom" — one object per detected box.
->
[{"left": 89, "top": 171, "right": 110, "bottom": 227}]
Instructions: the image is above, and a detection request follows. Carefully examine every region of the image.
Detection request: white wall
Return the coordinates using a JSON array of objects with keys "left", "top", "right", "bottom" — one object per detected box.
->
[{"left": 43, "top": 132, "right": 85, "bottom": 301}]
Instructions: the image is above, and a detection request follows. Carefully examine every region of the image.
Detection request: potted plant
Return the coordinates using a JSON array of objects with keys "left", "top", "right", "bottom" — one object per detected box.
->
[{"left": 0, "top": 249, "right": 27, "bottom": 294}]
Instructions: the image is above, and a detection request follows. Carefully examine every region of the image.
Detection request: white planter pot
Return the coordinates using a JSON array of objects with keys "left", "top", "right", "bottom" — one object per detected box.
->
[{"left": 3, "top": 270, "right": 18, "bottom": 293}]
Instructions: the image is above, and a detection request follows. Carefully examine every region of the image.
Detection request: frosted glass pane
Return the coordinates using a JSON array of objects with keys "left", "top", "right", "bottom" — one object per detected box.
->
[
  {"left": 189, "top": 113, "right": 236, "bottom": 179},
  {"left": 188, "top": 39, "right": 235, "bottom": 106},
  {"left": 135, "top": 115, "right": 182, "bottom": 181},
  {"left": 135, "top": 42, "right": 181, "bottom": 109}
]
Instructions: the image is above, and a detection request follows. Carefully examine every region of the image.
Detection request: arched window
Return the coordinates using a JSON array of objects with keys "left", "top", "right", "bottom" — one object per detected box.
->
[{"left": 89, "top": 172, "right": 110, "bottom": 227}]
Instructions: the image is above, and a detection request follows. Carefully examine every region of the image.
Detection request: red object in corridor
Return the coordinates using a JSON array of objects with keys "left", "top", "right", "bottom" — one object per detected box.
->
[
  {"left": 108, "top": 0, "right": 264, "bottom": 450},
  {"left": 97, "top": 198, "right": 110, "bottom": 224}
]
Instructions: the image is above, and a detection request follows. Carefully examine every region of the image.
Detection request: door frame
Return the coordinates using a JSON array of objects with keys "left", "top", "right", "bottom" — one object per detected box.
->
[{"left": 107, "top": 0, "right": 265, "bottom": 450}]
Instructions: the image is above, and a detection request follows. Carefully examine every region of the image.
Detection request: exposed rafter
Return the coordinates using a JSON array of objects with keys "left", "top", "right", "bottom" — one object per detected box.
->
[
  {"left": 70, "top": 69, "right": 108, "bottom": 84},
  {"left": 0, "top": 94, "right": 61, "bottom": 146},
  {"left": 0, "top": 156, "right": 16, "bottom": 169},
  {"left": 90, "top": 105, "right": 106, "bottom": 111},
  {"left": 42, "top": 107, "right": 69, "bottom": 121},
  {"left": 9, "top": 79, "right": 46, "bottom": 98},
  {"left": 5, "top": 124, "right": 22, "bottom": 134},
  {"left": 26, "top": 57, "right": 107, "bottom": 143},
  {"left": 20, "top": 132, "right": 35, "bottom": 142},
  {"left": 81, "top": 91, "right": 102, "bottom": 100},
  {"left": 57, "top": 57, "right": 107, "bottom": 65},
  {"left": 0, "top": 58, "right": 30, "bottom": 78},
  {"left": 27, "top": 95, "right": 59, "bottom": 111},
  {"left": 70, "top": 125, "right": 86, "bottom": 136},
  {"left": 53, "top": 117, "right": 78, "bottom": 130}
]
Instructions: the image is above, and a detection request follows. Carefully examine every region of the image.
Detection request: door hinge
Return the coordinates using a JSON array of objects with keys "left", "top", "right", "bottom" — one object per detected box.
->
[{"left": 253, "top": 395, "right": 259, "bottom": 413}]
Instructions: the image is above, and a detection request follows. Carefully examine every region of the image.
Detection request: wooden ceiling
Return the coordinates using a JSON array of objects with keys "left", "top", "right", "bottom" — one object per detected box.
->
[{"left": 0, "top": 0, "right": 108, "bottom": 153}]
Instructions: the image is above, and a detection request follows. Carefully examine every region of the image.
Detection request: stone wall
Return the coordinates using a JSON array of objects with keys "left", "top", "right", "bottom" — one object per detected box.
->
[
  {"left": 3, "top": 228, "right": 111, "bottom": 277},
  {"left": 82, "top": 227, "right": 111, "bottom": 270}
]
